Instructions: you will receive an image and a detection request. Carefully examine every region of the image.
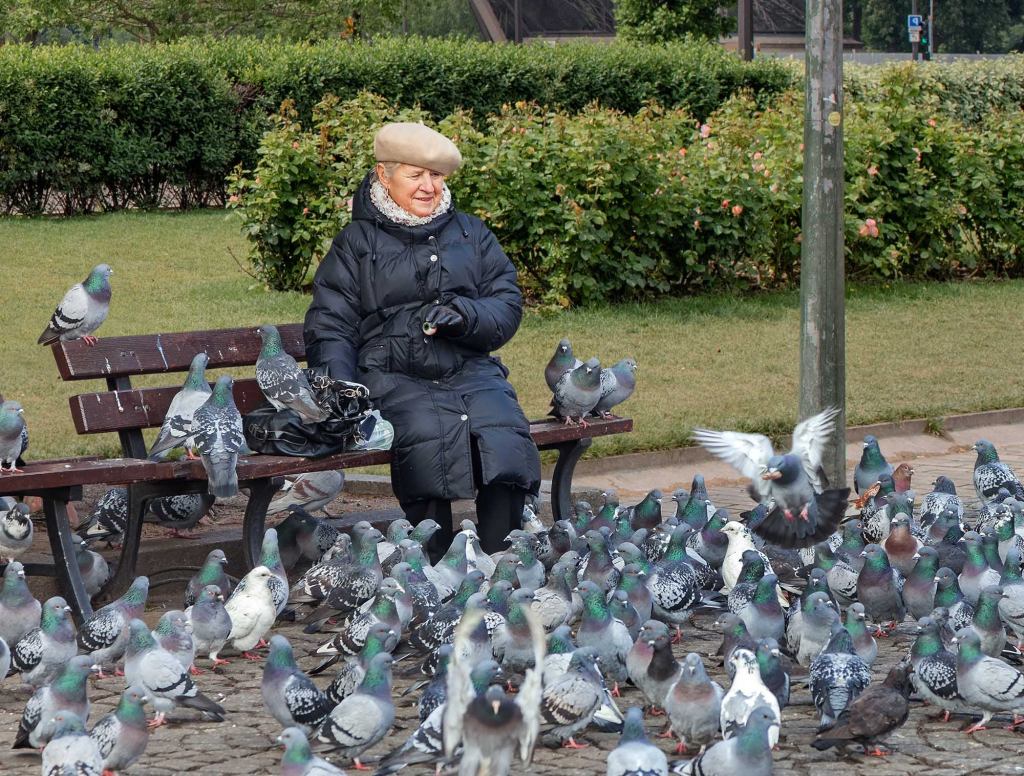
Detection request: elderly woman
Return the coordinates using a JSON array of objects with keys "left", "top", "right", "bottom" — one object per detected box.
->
[{"left": 304, "top": 123, "right": 541, "bottom": 556}]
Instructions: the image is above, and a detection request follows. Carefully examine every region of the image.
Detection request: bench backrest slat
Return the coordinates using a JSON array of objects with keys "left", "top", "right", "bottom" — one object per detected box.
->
[{"left": 52, "top": 324, "right": 306, "bottom": 381}]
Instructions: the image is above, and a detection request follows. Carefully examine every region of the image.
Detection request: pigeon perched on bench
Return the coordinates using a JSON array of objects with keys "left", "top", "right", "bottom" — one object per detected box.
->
[
  {"left": 37, "top": 263, "right": 112, "bottom": 347},
  {"left": 192, "top": 375, "right": 246, "bottom": 499},
  {"left": 148, "top": 352, "right": 212, "bottom": 460},
  {"left": 256, "top": 324, "right": 326, "bottom": 425},
  {"left": 0, "top": 400, "right": 28, "bottom": 473}
]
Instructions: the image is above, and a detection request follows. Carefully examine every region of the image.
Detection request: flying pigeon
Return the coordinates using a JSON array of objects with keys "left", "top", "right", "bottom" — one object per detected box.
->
[
  {"left": 607, "top": 706, "right": 668, "bottom": 776},
  {"left": 277, "top": 726, "right": 346, "bottom": 776},
  {"left": 545, "top": 338, "right": 582, "bottom": 392},
  {"left": 592, "top": 357, "right": 638, "bottom": 418},
  {"left": 184, "top": 549, "right": 232, "bottom": 608},
  {"left": 89, "top": 685, "right": 151, "bottom": 774},
  {"left": 314, "top": 652, "right": 396, "bottom": 769},
  {"left": 0, "top": 561, "right": 41, "bottom": 646},
  {"left": 720, "top": 648, "right": 781, "bottom": 747},
  {"left": 665, "top": 651, "right": 724, "bottom": 755},
  {"left": 187, "top": 584, "right": 233, "bottom": 669},
  {"left": 10, "top": 595, "right": 77, "bottom": 688},
  {"left": 854, "top": 434, "right": 893, "bottom": 495},
  {"left": 0, "top": 501, "right": 32, "bottom": 560},
  {"left": 693, "top": 407, "right": 850, "bottom": 548},
  {"left": 13, "top": 655, "right": 99, "bottom": 749},
  {"left": 41, "top": 711, "right": 104, "bottom": 776},
  {"left": 0, "top": 400, "right": 28, "bottom": 472},
  {"left": 811, "top": 662, "right": 913, "bottom": 755},
  {"left": 77, "top": 575, "right": 150, "bottom": 674},
  {"left": 145, "top": 492, "right": 216, "bottom": 539},
  {"left": 38, "top": 263, "right": 112, "bottom": 346},
  {"left": 147, "top": 352, "right": 212, "bottom": 460},
  {"left": 550, "top": 357, "right": 602, "bottom": 426},
  {"left": 673, "top": 704, "right": 776, "bottom": 776},
  {"left": 263, "top": 635, "right": 333, "bottom": 734},
  {"left": 269, "top": 470, "right": 345, "bottom": 516},
  {"left": 223, "top": 566, "right": 279, "bottom": 659},
  {"left": 192, "top": 375, "right": 246, "bottom": 498},
  {"left": 256, "top": 324, "right": 326, "bottom": 424}
]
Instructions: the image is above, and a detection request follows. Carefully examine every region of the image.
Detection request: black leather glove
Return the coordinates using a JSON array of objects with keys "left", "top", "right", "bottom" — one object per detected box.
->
[{"left": 423, "top": 304, "right": 466, "bottom": 337}]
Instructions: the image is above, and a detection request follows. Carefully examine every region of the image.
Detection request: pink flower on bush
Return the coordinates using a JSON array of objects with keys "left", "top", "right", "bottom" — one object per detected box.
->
[
  {"left": 867, "top": 165, "right": 878, "bottom": 177},
  {"left": 302, "top": 207, "right": 310, "bottom": 215},
  {"left": 228, "top": 194, "right": 239, "bottom": 204},
  {"left": 347, "top": 197, "right": 354, "bottom": 212},
  {"left": 769, "top": 183, "right": 779, "bottom": 193},
  {"left": 292, "top": 141, "right": 300, "bottom": 150},
  {"left": 693, "top": 219, "right": 701, "bottom": 230},
  {"left": 912, "top": 147, "right": 922, "bottom": 163},
  {"left": 753, "top": 151, "right": 763, "bottom": 160},
  {"left": 678, "top": 147, "right": 687, "bottom": 156},
  {"left": 928, "top": 118, "right": 937, "bottom": 127},
  {"left": 731, "top": 204, "right": 743, "bottom": 217},
  {"left": 700, "top": 124, "right": 711, "bottom": 139},
  {"left": 721, "top": 199, "right": 730, "bottom": 209},
  {"left": 706, "top": 142, "right": 715, "bottom": 150},
  {"left": 858, "top": 217, "right": 879, "bottom": 238}
]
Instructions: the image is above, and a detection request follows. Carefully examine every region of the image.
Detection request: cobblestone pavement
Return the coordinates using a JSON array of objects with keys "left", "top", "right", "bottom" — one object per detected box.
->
[{"left": 5, "top": 426, "right": 1024, "bottom": 774}]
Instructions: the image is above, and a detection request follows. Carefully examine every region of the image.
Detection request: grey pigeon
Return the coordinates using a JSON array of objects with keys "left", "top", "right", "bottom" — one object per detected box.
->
[
  {"left": 124, "top": 618, "right": 225, "bottom": 727},
  {"left": 0, "top": 501, "right": 31, "bottom": 561},
  {"left": 934, "top": 567, "right": 975, "bottom": 632},
  {"left": 715, "top": 613, "right": 756, "bottom": 678},
  {"left": 41, "top": 711, "right": 103, "bottom": 776},
  {"left": 73, "top": 534, "right": 110, "bottom": 596},
  {"left": 856, "top": 544, "right": 905, "bottom": 635},
  {"left": 270, "top": 470, "right": 345, "bottom": 517},
  {"left": 811, "top": 662, "right": 913, "bottom": 755},
  {"left": 224, "top": 566, "right": 279, "bottom": 656},
  {"left": 38, "top": 263, "right": 112, "bottom": 346},
  {"left": 919, "top": 476, "right": 964, "bottom": 529},
  {"left": 903, "top": 545, "right": 940, "bottom": 620},
  {"left": 291, "top": 534, "right": 354, "bottom": 603},
  {"left": 728, "top": 549, "right": 766, "bottom": 614},
  {"left": 788, "top": 591, "right": 839, "bottom": 666},
  {"left": 999, "top": 546, "right": 1024, "bottom": 648},
  {"left": 82, "top": 487, "right": 128, "bottom": 545},
  {"left": 539, "top": 647, "right": 604, "bottom": 747},
  {"left": 607, "top": 706, "right": 668, "bottom": 776},
  {"left": 754, "top": 638, "right": 790, "bottom": 710},
  {"left": 0, "top": 560, "right": 40, "bottom": 646},
  {"left": 854, "top": 434, "right": 893, "bottom": 495},
  {"left": 77, "top": 575, "right": 149, "bottom": 674},
  {"left": 637, "top": 629, "right": 681, "bottom": 711},
  {"left": 0, "top": 400, "right": 28, "bottom": 472},
  {"left": 145, "top": 492, "right": 216, "bottom": 539},
  {"left": 645, "top": 526, "right": 702, "bottom": 640},
  {"left": 531, "top": 558, "right": 575, "bottom": 631},
  {"left": 192, "top": 375, "right": 246, "bottom": 498},
  {"left": 593, "top": 357, "right": 637, "bottom": 418},
  {"left": 883, "top": 513, "right": 922, "bottom": 576},
  {"left": 843, "top": 603, "right": 878, "bottom": 666},
  {"left": 694, "top": 406, "right": 850, "bottom": 548},
  {"left": 187, "top": 584, "right": 233, "bottom": 668},
  {"left": 911, "top": 616, "right": 967, "bottom": 722},
  {"left": 89, "top": 685, "right": 150, "bottom": 774},
  {"left": 550, "top": 357, "right": 602, "bottom": 425},
  {"left": 500, "top": 588, "right": 544, "bottom": 675},
  {"left": 184, "top": 548, "right": 232, "bottom": 608},
  {"left": 611, "top": 590, "right": 643, "bottom": 642},
  {"left": 0, "top": 635, "right": 8, "bottom": 687},
  {"left": 956, "top": 629, "right": 1024, "bottom": 733},
  {"left": 300, "top": 522, "right": 384, "bottom": 631},
  {"left": 964, "top": 585, "right": 1007, "bottom": 658},
  {"left": 545, "top": 338, "right": 581, "bottom": 392},
  {"left": 10, "top": 595, "right": 77, "bottom": 688},
  {"left": 147, "top": 351, "right": 211, "bottom": 460},
  {"left": 809, "top": 622, "right": 871, "bottom": 730},
  {"left": 277, "top": 726, "right": 346, "bottom": 776},
  {"left": 317, "top": 623, "right": 395, "bottom": 704},
  {"left": 13, "top": 655, "right": 98, "bottom": 749},
  {"left": 672, "top": 705, "right": 775, "bottom": 776},
  {"left": 152, "top": 609, "right": 196, "bottom": 673},
  {"left": 315, "top": 652, "right": 395, "bottom": 769},
  {"left": 814, "top": 542, "right": 858, "bottom": 607},
  {"left": 665, "top": 652, "right": 724, "bottom": 755},
  {"left": 972, "top": 439, "right": 1024, "bottom": 506},
  {"left": 576, "top": 580, "right": 633, "bottom": 694},
  {"left": 257, "top": 324, "right": 326, "bottom": 424},
  {"left": 263, "top": 634, "right": 333, "bottom": 734},
  {"left": 616, "top": 563, "right": 653, "bottom": 625},
  {"left": 738, "top": 573, "right": 784, "bottom": 642},
  {"left": 958, "top": 531, "right": 1000, "bottom": 607},
  {"left": 626, "top": 620, "right": 666, "bottom": 693},
  {"left": 720, "top": 648, "right": 780, "bottom": 747},
  {"left": 315, "top": 577, "right": 404, "bottom": 659}
]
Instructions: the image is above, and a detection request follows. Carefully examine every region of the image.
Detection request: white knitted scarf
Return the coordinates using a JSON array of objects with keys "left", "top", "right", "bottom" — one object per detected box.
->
[{"left": 370, "top": 174, "right": 452, "bottom": 227}]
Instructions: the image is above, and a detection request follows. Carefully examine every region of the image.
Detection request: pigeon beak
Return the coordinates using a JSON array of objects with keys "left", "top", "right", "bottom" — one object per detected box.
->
[
  {"left": 912, "top": 553, "right": 920, "bottom": 560},
  {"left": 16, "top": 408, "right": 23, "bottom": 415},
  {"left": 217, "top": 594, "right": 224, "bottom": 602},
  {"left": 771, "top": 648, "right": 780, "bottom": 657},
  {"left": 491, "top": 699, "right": 501, "bottom": 715},
  {"left": 933, "top": 576, "right": 942, "bottom": 583},
  {"left": 647, "top": 640, "right": 656, "bottom": 646},
  {"left": 63, "top": 606, "right": 72, "bottom": 613},
  {"left": 17, "top": 570, "right": 24, "bottom": 578},
  {"left": 219, "top": 557, "right": 228, "bottom": 565},
  {"left": 859, "top": 551, "right": 868, "bottom": 558}
]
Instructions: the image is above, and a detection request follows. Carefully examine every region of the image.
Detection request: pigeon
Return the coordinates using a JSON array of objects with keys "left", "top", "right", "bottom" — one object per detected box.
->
[
  {"left": 719, "top": 522, "right": 782, "bottom": 603},
  {"left": 187, "top": 584, "right": 233, "bottom": 668},
  {"left": 10, "top": 595, "right": 77, "bottom": 688},
  {"left": 576, "top": 580, "right": 633, "bottom": 694},
  {"left": 550, "top": 357, "right": 602, "bottom": 426},
  {"left": 89, "top": 685, "right": 150, "bottom": 774},
  {"left": 38, "top": 263, "right": 112, "bottom": 346},
  {"left": 152, "top": 609, "right": 195, "bottom": 674},
  {"left": 256, "top": 324, "right": 326, "bottom": 424},
  {"left": 999, "top": 546, "right": 1024, "bottom": 648},
  {"left": 0, "top": 561, "right": 40, "bottom": 647},
  {"left": 972, "top": 439, "right": 1024, "bottom": 506},
  {"left": 919, "top": 476, "right": 964, "bottom": 529},
  {"left": 184, "top": 548, "right": 232, "bottom": 608},
  {"left": 145, "top": 493, "right": 216, "bottom": 539},
  {"left": 955, "top": 629, "right": 1024, "bottom": 733},
  {"left": 715, "top": 613, "right": 756, "bottom": 677},
  {"left": 811, "top": 661, "right": 913, "bottom": 755},
  {"left": 322, "top": 623, "right": 397, "bottom": 705},
  {"left": 813, "top": 541, "right": 857, "bottom": 607},
  {"left": 933, "top": 514, "right": 968, "bottom": 575},
  {"left": 616, "top": 563, "right": 653, "bottom": 625},
  {"left": 854, "top": 434, "right": 893, "bottom": 495},
  {"left": 581, "top": 527, "right": 622, "bottom": 589},
  {"left": 738, "top": 574, "right": 784, "bottom": 642},
  {"left": 545, "top": 338, "right": 582, "bottom": 392},
  {"left": 77, "top": 575, "right": 149, "bottom": 674},
  {"left": 224, "top": 565, "right": 279, "bottom": 658},
  {"left": 611, "top": 590, "right": 643, "bottom": 642},
  {"left": 73, "top": 534, "right": 110, "bottom": 596},
  {"left": 788, "top": 591, "right": 839, "bottom": 666},
  {"left": 720, "top": 648, "right": 781, "bottom": 747},
  {"left": 270, "top": 470, "right": 346, "bottom": 516},
  {"left": 500, "top": 588, "right": 545, "bottom": 675},
  {"left": 903, "top": 546, "right": 939, "bottom": 620},
  {"left": 314, "top": 577, "right": 404, "bottom": 658},
  {"left": 192, "top": 375, "right": 246, "bottom": 498},
  {"left": 883, "top": 513, "right": 922, "bottom": 576},
  {"left": 809, "top": 622, "right": 872, "bottom": 730},
  {"left": 277, "top": 726, "right": 346, "bottom": 776},
  {"left": 637, "top": 629, "right": 681, "bottom": 712},
  {"left": 124, "top": 618, "right": 225, "bottom": 727},
  {"left": 82, "top": 486, "right": 128, "bottom": 545},
  {"left": 539, "top": 647, "right": 604, "bottom": 747},
  {"left": 314, "top": 652, "right": 395, "bottom": 769},
  {"left": 13, "top": 655, "right": 99, "bottom": 749},
  {"left": 292, "top": 535, "right": 355, "bottom": 604},
  {"left": 665, "top": 652, "right": 724, "bottom": 755},
  {"left": 671, "top": 704, "right": 776, "bottom": 776},
  {"left": 507, "top": 530, "right": 545, "bottom": 591},
  {"left": 607, "top": 706, "right": 668, "bottom": 776},
  {"left": 263, "top": 635, "right": 333, "bottom": 734},
  {"left": 300, "top": 522, "right": 384, "bottom": 630},
  {"left": 843, "top": 603, "right": 878, "bottom": 666},
  {"left": 964, "top": 585, "right": 1008, "bottom": 658},
  {"left": 531, "top": 558, "right": 575, "bottom": 631},
  {"left": 693, "top": 406, "right": 850, "bottom": 547},
  {"left": 408, "top": 570, "right": 485, "bottom": 656},
  {"left": 934, "top": 567, "right": 975, "bottom": 632},
  {"left": 41, "top": 711, "right": 103, "bottom": 776},
  {"left": 0, "top": 635, "right": 8, "bottom": 685},
  {"left": 958, "top": 531, "right": 1000, "bottom": 607},
  {"left": 754, "top": 638, "right": 790, "bottom": 710},
  {"left": 147, "top": 351, "right": 212, "bottom": 460},
  {"left": 0, "top": 400, "right": 28, "bottom": 472},
  {"left": 691, "top": 508, "right": 729, "bottom": 569},
  {"left": 242, "top": 526, "right": 289, "bottom": 615},
  {"left": 911, "top": 616, "right": 967, "bottom": 722},
  {"left": 0, "top": 501, "right": 31, "bottom": 560},
  {"left": 627, "top": 620, "right": 668, "bottom": 697},
  {"left": 856, "top": 544, "right": 905, "bottom": 635},
  {"left": 646, "top": 526, "right": 702, "bottom": 640},
  {"left": 621, "top": 490, "right": 663, "bottom": 533},
  {"left": 593, "top": 357, "right": 638, "bottom": 418},
  {"left": 727, "top": 549, "right": 765, "bottom": 614}
]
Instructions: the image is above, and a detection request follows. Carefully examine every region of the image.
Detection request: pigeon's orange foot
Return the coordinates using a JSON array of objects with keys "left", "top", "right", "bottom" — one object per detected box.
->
[
  {"left": 147, "top": 713, "right": 167, "bottom": 729},
  {"left": 865, "top": 746, "right": 890, "bottom": 756},
  {"left": 611, "top": 683, "right": 621, "bottom": 698},
  {"left": 351, "top": 759, "right": 371, "bottom": 771},
  {"left": 656, "top": 728, "right": 675, "bottom": 739},
  {"left": 562, "top": 738, "right": 588, "bottom": 749},
  {"left": 211, "top": 658, "right": 230, "bottom": 667},
  {"left": 189, "top": 665, "right": 203, "bottom": 675},
  {"left": 255, "top": 638, "right": 269, "bottom": 649},
  {"left": 963, "top": 722, "right": 987, "bottom": 735},
  {"left": 648, "top": 706, "right": 666, "bottom": 717},
  {"left": 672, "top": 626, "right": 684, "bottom": 644},
  {"left": 242, "top": 651, "right": 263, "bottom": 661},
  {"left": 674, "top": 742, "right": 689, "bottom": 755},
  {"left": 82, "top": 335, "right": 98, "bottom": 346}
]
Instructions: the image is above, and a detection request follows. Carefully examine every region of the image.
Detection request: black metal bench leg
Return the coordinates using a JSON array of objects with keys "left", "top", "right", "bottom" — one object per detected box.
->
[
  {"left": 43, "top": 496, "right": 94, "bottom": 622},
  {"left": 95, "top": 483, "right": 149, "bottom": 605},
  {"left": 550, "top": 438, "right": 592, "bottom": 523},
  {"left": 242, "top": 477, "right": 283, "bottom": 569}
]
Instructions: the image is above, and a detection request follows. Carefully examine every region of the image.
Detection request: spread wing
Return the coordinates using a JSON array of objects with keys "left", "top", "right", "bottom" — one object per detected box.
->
[
  {"left": 791, "top": 406, "right": 841, "bottom": 491},
  {"left": 515, "top": 607, "right": 546, "bottom": 764},
  {"left": 691, "top": 428, "right": 774, "bottom": 498},
  {"left": 443, "top": 609, "right": 482, "bottom": 759}
]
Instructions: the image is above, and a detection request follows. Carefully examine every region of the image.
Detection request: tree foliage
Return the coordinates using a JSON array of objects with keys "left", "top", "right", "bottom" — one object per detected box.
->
[
  {"left": 855, "top": 0, "right": 1021, "bottom": 53},
  {"left": 614, "top": 0, "right": 736, "bottom": 43}
]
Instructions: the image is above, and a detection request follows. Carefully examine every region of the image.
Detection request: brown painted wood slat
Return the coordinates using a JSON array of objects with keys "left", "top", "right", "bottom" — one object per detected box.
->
[
  {"left": 0, "top": 458, "right": 176, "bottom": 496},
  {"left": 51, "top": 323, "right": 306, "bottom": 381}
]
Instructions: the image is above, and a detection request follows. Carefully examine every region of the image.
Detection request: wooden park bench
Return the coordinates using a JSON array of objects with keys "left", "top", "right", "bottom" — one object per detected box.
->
[{"left": 0, "top": 324, "right": 632, "bottom": 621}]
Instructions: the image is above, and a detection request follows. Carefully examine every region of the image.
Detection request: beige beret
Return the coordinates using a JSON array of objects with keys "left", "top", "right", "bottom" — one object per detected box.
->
[{"left": 374, "top": 122, "right": 462, "bottom": 176}]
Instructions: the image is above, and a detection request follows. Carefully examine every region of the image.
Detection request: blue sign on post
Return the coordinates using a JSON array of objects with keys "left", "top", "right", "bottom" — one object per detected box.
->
[{"left": 907, "top": 14, "right": 923, "bottom": 29}]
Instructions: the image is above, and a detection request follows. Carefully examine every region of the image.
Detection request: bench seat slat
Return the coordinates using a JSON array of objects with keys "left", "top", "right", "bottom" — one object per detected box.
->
[
  {"left": 0, "top": 459, "right": 176, "bottom": 496},
  {"left": 52, "top": 324, "right": 306, "bottom": 381}
]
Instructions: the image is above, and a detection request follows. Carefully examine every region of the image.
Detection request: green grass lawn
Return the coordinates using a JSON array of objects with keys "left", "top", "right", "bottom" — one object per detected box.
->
[{"left": 3, "top": 210, "right": 1023, "bottom": 462}]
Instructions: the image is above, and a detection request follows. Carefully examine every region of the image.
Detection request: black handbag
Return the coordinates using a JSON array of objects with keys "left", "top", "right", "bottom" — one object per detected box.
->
[{"left": 243, "top": 370, "right": 376, "bottom": 458}]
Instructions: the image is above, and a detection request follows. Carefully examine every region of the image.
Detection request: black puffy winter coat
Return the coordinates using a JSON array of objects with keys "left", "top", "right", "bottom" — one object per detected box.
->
[{"left": 303, "top": 172, "right": 541, "bottom": 504}]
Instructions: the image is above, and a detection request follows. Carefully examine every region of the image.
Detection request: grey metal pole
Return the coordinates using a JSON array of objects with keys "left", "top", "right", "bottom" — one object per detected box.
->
[
  {"left": 514, "top": 0, "right": 522, "bottom": 43},
  {"left": 738, "top": 0, "right": 754, "bottom": 61},
  {"left": 911, "top": 0, "right": 920, "bottom": 60},
  {"left": 800, "top": 0, "right": 846, "bottom": 487},
  {"left": 929, "top": 0, "right": 935, "bottom": 58}
]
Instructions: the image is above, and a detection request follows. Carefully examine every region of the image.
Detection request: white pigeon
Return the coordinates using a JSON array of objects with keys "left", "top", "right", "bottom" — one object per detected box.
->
[
  {"left": 224, "top": 565, "right": 279, "bottom": 657},
  {"left": 0, "top": 501, "right": 32, "bottom": 561},
  {"left": 719, "top": 648, "right": 781, "bottom": 747},
  {"left": 720, "top": 521, "right": 788, "bottom": 608},
  {"left": 38, "top": 263, "right": 112, "bottom": 346}
]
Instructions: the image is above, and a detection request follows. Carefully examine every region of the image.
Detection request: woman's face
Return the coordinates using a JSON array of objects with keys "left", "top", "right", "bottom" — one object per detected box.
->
[{"left": 378, "top": 163, "right": 445, "bottom": 217}]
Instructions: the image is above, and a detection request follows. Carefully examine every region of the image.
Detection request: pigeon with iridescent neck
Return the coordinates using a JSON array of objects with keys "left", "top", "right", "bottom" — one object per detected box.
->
[
  {"left": 152, "top": 610, "right": 195, "bottom": 675},
  {"left": 809, "top": 621, "right": 871, "bottom": 730},
  {"left": 934, "top": 567, "right": 974, "bottom": 631},
  {"left": 755, "top": 637, "right": 790, "bottom": 709},
  {"left": 577, "top": 580, "right": 632, "bottom": 695},
  {"left": 958, "top": 531, "right": 1000, "bottom": 607},
  {"left": 973, "top": 439, "right": 1024, "bottom": 507},
  {"left": 739, "top": 573, "right": 785, "bottom": 642},
  {"left": 0, "top": 400, "right": 28, "bottom": 473},
  {"left": 955, "top": 629, "right": 1024, "bottom": 734},
  {"left": 0, "top": 561, "right": 39, "bottom": 647},
  {"left": 299, "top": 522, "right": 383, "bottom": 631},
  {"left": 545, "top": 338, "right": 582, "bottom": 392},
  {"left": 903, "top": 545, "right": 939, "bottom": 620},
  {"left": 856, "top": 544, "right": 905, "bottom": 636},
  {"left": 811, "top": 662, "right": 913, "bottom": 755},
  {"left": 910, "top": 616, "right": 966, "bottom": 722},
  {"left": 593, "top": 357, "right": 637, "bottom": 418},
  {"left": 38, "top": 263, "right": 112, "bottom": 346},
  {"left": 962, "top": 585, "right": 1007, "bottom": 657},
  {"left": 673, "top": 704, "right": 775, "bottom": 776},
  {"left": 263, "top": 635, "right": 333, "bottom": 734},
  {"left": 10, "top": 595, "right": 77, "bottom": 688},
  {"left": 550, "top": 358, "right": 602, "bottom": 426},
  {"left": 256, "top": 324, "right": 326, "bottom": 424},
  {"left": 187, "top": 584, "right": 232, "bottom": 668},
  {"left": 41, "top": 711, "right": 103, "bottom": 776},
  {"left": 616, "top": 562, "right": 653, "bottom": 624},
  {"left": 192, "top": 375, "right": 246, "bottom": 498},
  {"left": 270, "top": 470, "right": 345, "bottom": 517},
  {"left": 646, "top": 525, "right": 702, "bottom": 640},
  {"left": 90, "top": 685, "right": 150, "bottom": 774},
  {"left": 665, "top": 651, "right": 723, "bottom": 755},
  {"left": 13, "top": 655, "right": 99, "bottom": 749},
  {"left": 77, "top": 575, "right": 150, "bottom": 674},
  {"left": 277, "top": 726, "right": 345, "bottom": 776},
  {"left": 843, "top": 603, "right": 878, "bottom": 666},
  {"left": 999, "top": 546, "right": 1024, "bottom": 649},
  {"left": 184, "top": 549, "right": 231, "bottom": 608},
  {"left": 148, "top": 351, "right": 211, "bottom": 460},
  {"left": 720, "top": 648, "right": 781, "bottom": 746},
  {"left": 854, "top": 434, "right": 893, "bottom": 495},
  {"left": 320, "top": 622, "right": 397, "bottom": 704},
  {"left": 677, "top": 475, "right": 712, "bottom": 531},
  {"left": 314, "top": 652, "right": 395, "bottom": 769}
]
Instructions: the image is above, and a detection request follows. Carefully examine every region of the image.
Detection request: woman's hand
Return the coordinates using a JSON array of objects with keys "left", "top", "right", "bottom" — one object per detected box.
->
[{"left": 423, "top": 304, "right": 466, "bottom": 337}]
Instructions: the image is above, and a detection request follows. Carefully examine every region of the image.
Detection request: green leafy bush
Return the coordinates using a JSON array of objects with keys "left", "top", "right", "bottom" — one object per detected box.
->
[{"left": 615, "top": 0, "right": 736, "bottom": 43}]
